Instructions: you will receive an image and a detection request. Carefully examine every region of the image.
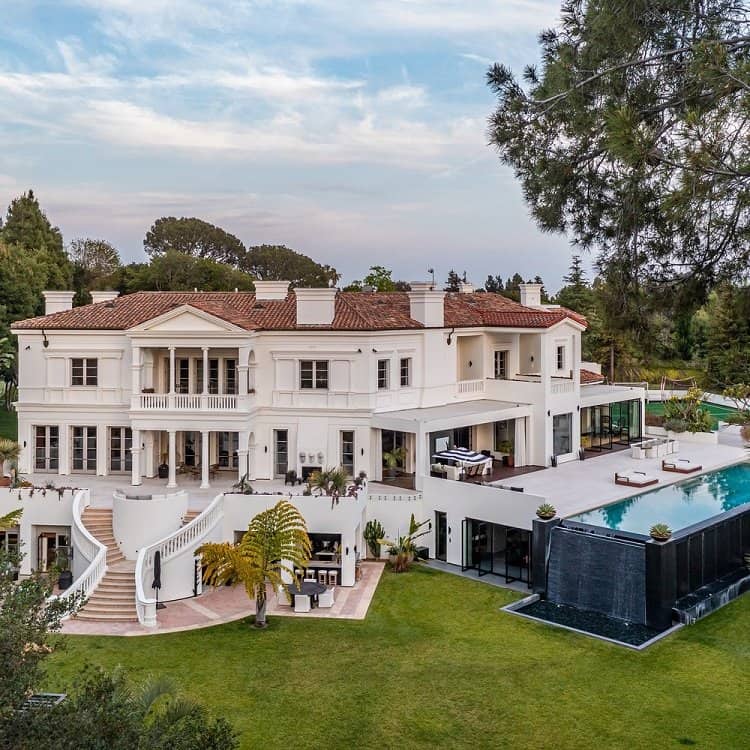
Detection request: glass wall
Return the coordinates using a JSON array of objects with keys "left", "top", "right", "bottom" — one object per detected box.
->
[
  {"left": 580, "top": 399, "right": 642, "bottom": 451},
  {"left": 462, "top": 518, "right": 530, "bottom": 585}
]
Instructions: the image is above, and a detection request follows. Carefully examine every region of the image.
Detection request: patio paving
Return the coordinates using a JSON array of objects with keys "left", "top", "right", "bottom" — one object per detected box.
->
[
  {"left": 495, "top": 434, "right": 747, "bottom": 518},
  {"left": 60, "top": 561, "right": 385, "bottom": 636}
]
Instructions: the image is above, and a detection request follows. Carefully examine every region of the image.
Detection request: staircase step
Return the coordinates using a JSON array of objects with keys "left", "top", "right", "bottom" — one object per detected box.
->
[{"left": 75, "top": 612, "right": 138, "bottom": 622}]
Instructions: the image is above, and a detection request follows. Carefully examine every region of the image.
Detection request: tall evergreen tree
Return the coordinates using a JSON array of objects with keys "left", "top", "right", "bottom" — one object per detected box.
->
[{"left": 487, "top": 0, "right": 750, "bottom": 318}]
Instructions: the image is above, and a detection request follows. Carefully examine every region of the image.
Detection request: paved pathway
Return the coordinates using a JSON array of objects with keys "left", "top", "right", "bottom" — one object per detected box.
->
[{"left": 61, "top": 561, "right": 385, "bottom": 637}]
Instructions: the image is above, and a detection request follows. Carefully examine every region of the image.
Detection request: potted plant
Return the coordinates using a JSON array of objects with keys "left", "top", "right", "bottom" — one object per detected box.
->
[
  {"left": 536, "top": 502, "right": 557, "bottom": 520},
  {"left": 56, "top": 546, "right": 73, "bottom": 590},
  {"left": 650, "top": 523, "right": 672, "bottom": 541},
  {"left": 157, "top": 452, "right": 169, "bottom": 479},
  {"left": 382, "top": 445, "right": 407, "bottom": 478},
  {"left": 498, "top": 440, "right": 514, "bottom": 467},
  {"left": 0, "top": 439, "right": 21, "bottom": 487}
]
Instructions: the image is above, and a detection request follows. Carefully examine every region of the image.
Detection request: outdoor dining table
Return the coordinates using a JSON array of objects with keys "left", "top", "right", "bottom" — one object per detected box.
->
[{"left": 287, "top": 580, "right": 326, "bottom": 607}]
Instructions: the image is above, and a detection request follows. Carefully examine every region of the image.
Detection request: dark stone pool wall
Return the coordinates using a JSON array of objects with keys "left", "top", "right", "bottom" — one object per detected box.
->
[{"left": 546, "top": 526, "right": 647, "bottom": 624}]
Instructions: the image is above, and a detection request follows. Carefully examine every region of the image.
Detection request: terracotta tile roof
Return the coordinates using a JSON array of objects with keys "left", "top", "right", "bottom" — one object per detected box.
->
[
  {"left": 580, "top": 368, "right": 605, "bottom": 385},
  {"left": 12, "top": 290, "right": 587, "bottom": 332}
]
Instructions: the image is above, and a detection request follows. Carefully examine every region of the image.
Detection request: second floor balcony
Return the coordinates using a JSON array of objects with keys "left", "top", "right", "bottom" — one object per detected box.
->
[{"left": 133, "top": 392, "right": 244, "bottom": 411}]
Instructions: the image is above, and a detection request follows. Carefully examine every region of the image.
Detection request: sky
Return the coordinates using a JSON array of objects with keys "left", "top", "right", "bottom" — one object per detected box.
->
[{"left": 0, "top": 0, "right": 585, "bottom": 292}]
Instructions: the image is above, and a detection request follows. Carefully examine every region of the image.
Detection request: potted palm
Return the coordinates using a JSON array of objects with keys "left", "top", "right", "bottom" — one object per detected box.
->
[
  {"left": 382, "top": 445, "right": 407, "bottom": 479},
  {"left": 0, "top": 439, "right": 21, "bottom": 487},
  {"left": 498, "top": 440, "right": 514, "bottom": 467},
  {"left": 56, "top": 546, "right": 73, "bottom": 590},
  {"left": 308, "top": 467, "right": 348, "bottom": 506}
]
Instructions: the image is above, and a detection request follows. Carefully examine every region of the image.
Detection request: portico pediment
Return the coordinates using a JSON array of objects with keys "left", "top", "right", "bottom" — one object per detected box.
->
[{"left": 127, "top": 305, "right": 246, "bottom": 335}]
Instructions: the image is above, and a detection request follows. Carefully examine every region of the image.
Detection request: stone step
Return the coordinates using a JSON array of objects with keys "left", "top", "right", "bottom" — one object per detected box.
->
[
  {"left": 75, "top": 611, "right": 138, "bottom": 622},
  {"left": 85, "top": 599, "right": 135, "bottom": 610}
]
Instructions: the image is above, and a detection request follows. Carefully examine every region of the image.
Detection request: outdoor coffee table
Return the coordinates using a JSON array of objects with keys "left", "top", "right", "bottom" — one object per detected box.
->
[{"left": 287, "top": 580, "right": 326, "bottom": 607}]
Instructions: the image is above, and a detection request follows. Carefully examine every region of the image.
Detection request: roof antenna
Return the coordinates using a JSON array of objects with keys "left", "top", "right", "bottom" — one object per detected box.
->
[{"left": 427, "top": 267, "right": 435, "bottom": 288}]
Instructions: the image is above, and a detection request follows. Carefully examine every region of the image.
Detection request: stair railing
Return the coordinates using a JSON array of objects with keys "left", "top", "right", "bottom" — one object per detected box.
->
[
  {"left": 135, "top": 492, "right": 225, "bottom": 626},
  {"left": 55, "top": 489, "right": 108, "bottom": 617}
]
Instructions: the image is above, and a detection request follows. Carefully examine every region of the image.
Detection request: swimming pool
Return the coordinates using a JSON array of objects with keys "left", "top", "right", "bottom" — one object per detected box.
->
[{"left": 569, "top": 462, "right": 750, "bottom": 535}]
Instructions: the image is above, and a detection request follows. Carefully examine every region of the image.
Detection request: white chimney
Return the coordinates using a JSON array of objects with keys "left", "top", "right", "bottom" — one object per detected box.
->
[
  {"left": 254, "top": 280, "right": 290, "bottom": 300},
  {"left": 458, "top": 282, "right": 474, "bottom": 294},
  {"left": 519, "top": 283, "right": 542, "bottom": 308},
  {"left": 295, "top": 288, "right": 337, "bottom": 325},
  {"left": 408, "top": 282, "right": 445, "bottom": 327},
  {"left": 90, "top": 290, "right": 120, "bottom": 305},
  {"left": 42, "top": 291, "right": 75, "bottom": 315}
]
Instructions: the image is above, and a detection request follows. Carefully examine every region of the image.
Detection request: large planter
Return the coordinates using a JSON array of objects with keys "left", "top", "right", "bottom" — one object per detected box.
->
[
  {"left": 157, "top": 464, "right": 169, "bottom": 479},
  {"left": 57, "top": 570, "right": 73, "bottom": 590}
]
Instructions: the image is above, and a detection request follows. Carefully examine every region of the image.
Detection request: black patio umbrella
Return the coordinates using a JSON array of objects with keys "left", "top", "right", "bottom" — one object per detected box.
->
[{"left": 152, "top": 550, "right": 166, "bottom": 610}]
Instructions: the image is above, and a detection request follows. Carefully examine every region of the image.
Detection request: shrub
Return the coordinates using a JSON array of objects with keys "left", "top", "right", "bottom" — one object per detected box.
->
[
  {"left": 364, "top": 519, "right": 385, "bottom": 558},
  {"left": 664, "top": 418, "right": 687, "bottom": 433},
  {"left": 650, "top": 523, "right": 672, "bottom": 541},
  {"left": 663, "top": 388, "right": 713, "bottom": 433}
]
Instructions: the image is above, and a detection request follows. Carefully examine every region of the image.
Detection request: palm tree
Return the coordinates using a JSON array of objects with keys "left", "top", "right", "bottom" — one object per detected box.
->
[
  {"left": 0, "top": 439, "right": 20, "bottom": 479},
  {"left": 198, "top": 500, "right": 311, "bottom": 628},
  {"left": 307, "top": 466, "right": 348, "bottom": 506}
]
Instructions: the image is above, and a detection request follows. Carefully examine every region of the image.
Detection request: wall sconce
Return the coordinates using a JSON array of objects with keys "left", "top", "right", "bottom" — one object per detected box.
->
[
  {"left": 264, "top": 445, "right": 268, "bottom": 453},
  {"left": 354, "top": 545, "right": 357, "bottom": 554},
  {"left": 23, "top": 440, "right": 27, "bottom": 448},
  {"left": 428, "top": 521, "right": 432, "bottom": 530},
  {"left": 24, "top": 345, "right": 30, "bottom": 350},
  {"left": 446, "top": 327, "right": 454, "bottom": 345},
  {"left": 448, "top": 526, "right": 452, "bottom": 535},
  {"left": 360, "top": 448, "right": 364, "bottom": 456},
  {"left": 345, "top": 546, "right": 350, "bottom": 556},
  {"left": 41, "top": 330, "right": 49, "bottom": 349},
  {"left": 468, "top": 360, "right": 473, "bottom": 368},
  {"left": 547, "top": 410, "right": 551, "bottom": 417},
  {"left": 577, "top": 405, "right": 580, "bottom": 411}
]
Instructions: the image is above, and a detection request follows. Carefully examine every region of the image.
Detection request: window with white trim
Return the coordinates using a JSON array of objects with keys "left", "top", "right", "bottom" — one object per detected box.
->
[
  {"left": 556, "top": 345, "right": 566, "bottom": 371},
  {"left": 71, "top": 358, "right": 98, "bottom": 386},
  {"left": 300, "top": 360, "right": 328, "bottom": 389},
  {"left": 377, "top": 359, "right": 390, "bottom": 390},
  {"left": 400, "top": 357, "right": 411, "bottom": 387},
  {"left": 493, "top": 350, "right": 508, "bottom": 379}
]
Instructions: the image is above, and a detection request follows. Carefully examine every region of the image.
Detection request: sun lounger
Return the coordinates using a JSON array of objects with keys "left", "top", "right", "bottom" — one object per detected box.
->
[
  {"left": 614, "top": 470, "right": 659, "bottom": 488},
  {"left": 662, "top": 458, "right": 702, "bottom": 474}
]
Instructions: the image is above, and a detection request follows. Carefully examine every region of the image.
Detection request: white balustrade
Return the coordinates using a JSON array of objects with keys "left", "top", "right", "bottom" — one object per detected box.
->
[
  {"left": 206, "top": 393, "right": 237, "bottom": 410},
  {"left": 456, "top": 379, "right": 485, "bottom": 396},
  {"left": 139, "top": 393, "right": 169, "bottom": 409},
  {"left": 55, "top": 490, "right": 108, "bottom": 616},
  {"left": 551, "top": 380, "right": 575, "bottom": 395},
  {"left": 135, "top": 493, "right": 225, "bottom": 626},
  {"left": 136, "top": 392, "right": 238, "bottom": 411},
  {"left": 174, "top": 393, "right": 201, "bottom": 409}
]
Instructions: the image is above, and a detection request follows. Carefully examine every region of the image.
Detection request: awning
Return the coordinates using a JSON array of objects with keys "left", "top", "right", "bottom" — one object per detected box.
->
[
  {"left": 580, "top": 384, "right": 646, "bottom": 408},
  {"left": 371, "top": 399, "right": 532, "bottom": 433},
  {"left": 432, "top": 448, "right": 492, "bottom": 467}
]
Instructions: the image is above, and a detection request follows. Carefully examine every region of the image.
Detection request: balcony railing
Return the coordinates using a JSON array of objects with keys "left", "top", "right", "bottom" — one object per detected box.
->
[
  {"left": 456, "top": 379, "right": 485, "bottom": 396},
  {"left": 134, "top": 393, "right": 239, "bottom": 411},
  {"left": 551, "top": 380, "right": 575, "bottom": 395}
]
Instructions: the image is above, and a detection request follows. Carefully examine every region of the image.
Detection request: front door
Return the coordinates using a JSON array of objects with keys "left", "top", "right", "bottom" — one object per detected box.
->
[
  {"left": 435, "top": 511, "right": 447, "bottom": 561},
  {"left": 218, "top": 432, "right": 238, "bottom": 469},
  {"left": 183, "top": 432, "right": 197, "bottom": 466}
]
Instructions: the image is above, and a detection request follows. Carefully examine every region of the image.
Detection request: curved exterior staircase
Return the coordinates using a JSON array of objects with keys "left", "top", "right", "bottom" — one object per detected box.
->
[
  {"left": 73, "top": 506, "right": 204, "bottom": 623},
  {"left": 75, "top": 507, "right": 137, "bottom": 622}
]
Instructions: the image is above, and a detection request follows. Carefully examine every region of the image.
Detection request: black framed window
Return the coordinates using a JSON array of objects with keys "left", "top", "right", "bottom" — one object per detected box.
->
[
  {"left": 377, "top": 359, "right": 389, "bottom": 390},
  {"left": 71, "top": 358, "right": 98, "bottom": 386},
  {"left": 494, "top": 350, "right": 508, "bottom": 379},
  {"left": 225, "top": 359, "right": 237, "bottom": 394},
  {"left": 400, "top": 358, "right": 411, "bottom": 387},
  {"left": 300, "top": 360, "right": 328, "bottom": 389},
  {"left": 177, "top": 358, "right": 190, "bottom": 393}
]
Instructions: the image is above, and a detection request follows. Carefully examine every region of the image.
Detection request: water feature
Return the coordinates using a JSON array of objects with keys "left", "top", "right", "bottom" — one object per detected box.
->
[
  {"left": 673, "top": 567, "right": 750, "bottom": 624},
  {"left": 546, "top": 525, "right": 646, "bottom": 623}
]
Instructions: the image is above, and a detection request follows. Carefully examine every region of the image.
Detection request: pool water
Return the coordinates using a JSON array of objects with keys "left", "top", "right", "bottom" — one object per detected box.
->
[{"left": 569, "top": 462, "right": 750, "bottom": 535}]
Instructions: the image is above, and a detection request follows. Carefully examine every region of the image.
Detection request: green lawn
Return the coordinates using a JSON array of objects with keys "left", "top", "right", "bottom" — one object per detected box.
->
[
  {"left": 0, "top": 408, "right": 17, "bottom": 440},
  {"left": 45, "top": 566, "right": 750, "bottom": 749}
]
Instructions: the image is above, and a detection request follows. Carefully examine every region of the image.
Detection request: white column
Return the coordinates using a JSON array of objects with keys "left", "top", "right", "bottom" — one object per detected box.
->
[
  {"left": 168, "top": 347, "right": 176, "bottom": 394},
  {"left": 131, "top": 346, "right": 141, "bottom": 395},
  {"left": 202, "top": 347, "right": 209, "bottom": 395},
  {"left": 131, "top": 428, "right": 141, "bottom": 486},
  {"left": 59, "top": 424, "right": 70, "bottom": 476},
  {"left": 167, "top": 430, "right": 177, "bottom": 488},
  {"left": 200, "top": 430, "right": 210, "bottom": 488},
  {"left": 237, "top": 430, "right": 250, "bottom": 480},
  {"left": 97, "top": 424, "right": 107, "bottom": 476}
]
